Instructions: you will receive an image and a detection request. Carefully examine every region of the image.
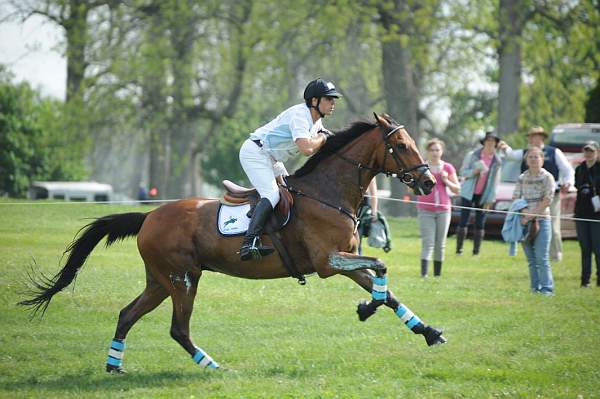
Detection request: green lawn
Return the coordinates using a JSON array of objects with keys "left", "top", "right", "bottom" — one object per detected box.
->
[{"left": 1, "top": 200, "right": 599, "bottom": 398}]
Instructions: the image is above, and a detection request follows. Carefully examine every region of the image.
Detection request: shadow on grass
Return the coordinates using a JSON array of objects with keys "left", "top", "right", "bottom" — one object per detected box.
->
[{"left": 1, "top": 369, "right": 222, "bottom": 393}]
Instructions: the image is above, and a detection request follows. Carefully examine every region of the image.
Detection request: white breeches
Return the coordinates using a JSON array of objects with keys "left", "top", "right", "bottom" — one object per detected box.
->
[{"left": 239, "top": 139, "right": 288, "bottom": 207}]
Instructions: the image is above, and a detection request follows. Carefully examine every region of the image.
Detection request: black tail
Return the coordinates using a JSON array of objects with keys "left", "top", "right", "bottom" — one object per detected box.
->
[{"left": 18, "top": 212, "right": 148, "bottom": 317}]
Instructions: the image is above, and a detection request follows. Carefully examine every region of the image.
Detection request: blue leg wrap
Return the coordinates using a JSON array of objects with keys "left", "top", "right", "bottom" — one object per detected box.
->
[
  {"left": 371, "top": 275, "right": 388, "bottom": 301},
  {"left": 107, "top": 339, "right": 126, "bottom": 368},
  {"left": 395, "top": 304, "right": 424, "bottom": 333},
  {"left": 192, "top": 347, "right": 219, "bottom": 369}
]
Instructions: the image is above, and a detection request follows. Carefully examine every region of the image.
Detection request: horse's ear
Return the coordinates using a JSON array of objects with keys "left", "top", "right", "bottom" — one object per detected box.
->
[
  {"left": 373, "top": 112, "right": 382, "bottom": 125},
  {"left": 374, "top": 112, "right": 390, "bottom": 128}
]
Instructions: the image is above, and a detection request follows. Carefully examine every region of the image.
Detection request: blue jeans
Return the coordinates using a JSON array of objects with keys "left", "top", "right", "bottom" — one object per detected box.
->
[
  {"left": 458, "top": 195, "right": 486, "bottom": 229},
  {"left": 522, "top": 218, "right": 553, "bottom": 293}
]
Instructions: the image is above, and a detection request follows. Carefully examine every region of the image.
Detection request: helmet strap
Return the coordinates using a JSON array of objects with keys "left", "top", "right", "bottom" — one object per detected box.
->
[{"left": 311, "top": 97, "right": 325, "bottom": 118}]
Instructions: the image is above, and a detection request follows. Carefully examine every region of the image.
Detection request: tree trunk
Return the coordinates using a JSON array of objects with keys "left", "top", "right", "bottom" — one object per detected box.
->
[
  {"left": 65, "top": 0, "right": 89, "bottom": 103},
  {"left": 142, "top": 14, "right": 169, "bottom": 199},
  {"left": 497, "top": 0, "right": 525, "bottom": 136},
  {"left": 378, "top": 2, "right": 420, "bottom": 217},
  {"left": 164, "top": 5, "right": 197, "bottom": 198}
]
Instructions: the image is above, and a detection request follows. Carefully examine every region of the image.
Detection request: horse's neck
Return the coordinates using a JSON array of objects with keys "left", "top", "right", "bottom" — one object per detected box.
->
[{"left": 291, "top": 135, "right": 378, "bottom": 213}]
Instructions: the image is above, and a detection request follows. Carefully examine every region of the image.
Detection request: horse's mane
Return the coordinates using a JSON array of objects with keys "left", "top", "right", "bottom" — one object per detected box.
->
[{"left": 292, "top": 120, "right": 377, "bottom": 177}]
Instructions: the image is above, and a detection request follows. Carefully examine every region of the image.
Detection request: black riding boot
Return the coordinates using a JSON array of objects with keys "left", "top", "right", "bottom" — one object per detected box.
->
[
  {"left": 473, "top": 229, "right": 485, "bottom": 255},
  {"left": 239, "top": 198, "right": 275, "bottom": 261},
  {"left": 433, "top": 260, "right": 442, "bottom": 277},
  {"left": 456, "top": 227, "right": 467, "bottom": 255},
  {"left": 421, "top": 259, "right": 429, "bottom": 278}
]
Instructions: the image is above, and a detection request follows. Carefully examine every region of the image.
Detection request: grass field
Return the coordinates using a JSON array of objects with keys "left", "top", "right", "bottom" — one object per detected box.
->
[{"left": 1, "top": 200, "right": 599, "bottom": 398}]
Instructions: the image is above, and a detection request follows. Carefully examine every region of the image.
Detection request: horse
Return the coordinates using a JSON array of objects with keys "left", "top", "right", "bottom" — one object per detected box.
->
[{"left": 19, "top": 113, "right": 446, "bottom": 373}]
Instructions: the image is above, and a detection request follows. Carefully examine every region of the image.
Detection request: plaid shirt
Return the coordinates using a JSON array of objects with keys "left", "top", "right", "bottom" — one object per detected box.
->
[{"left": 512, "top": 168, "right": 555, "bottom": 216}]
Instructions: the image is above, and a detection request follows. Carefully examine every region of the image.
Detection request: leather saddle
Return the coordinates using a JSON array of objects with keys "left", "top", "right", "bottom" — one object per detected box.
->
[
  {"left": 221, "top": 180, "right": 293, "bottom": 232},
  {"left": 221, "top": 179, "right": 304, "bottom": 285}
]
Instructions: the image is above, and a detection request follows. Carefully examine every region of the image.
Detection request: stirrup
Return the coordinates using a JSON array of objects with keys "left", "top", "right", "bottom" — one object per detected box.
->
[{"left": 239, "top": 236, "right": 274, "bottom": 261}]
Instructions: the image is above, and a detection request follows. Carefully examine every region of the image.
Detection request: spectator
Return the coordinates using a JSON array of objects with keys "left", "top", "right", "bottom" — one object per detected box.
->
[
  {"left": 357, "top": 179, "right": 379, "bottom": 254},
  {"left": 506, "top": 126, "right": 575, "bottom": 261},
  {"left": 574, "top": 141, "right": 600, "bottom": 288},
  {"left": 417, "top": 138, "right": 460, "bottom": 277},
  {"left": 137, "top": 186, "right": 149, "bottom": 204},
  {"left": 137, "top": 186, "right": 148, "bottom": 199},
  {"left": 456, "top": 131, "right": 510, "bottom": 255},
  {"left": 513, "top": 146, "right": 556, "bottom": 296},
  {"left": 357, "top": 179, "right": 391, "bottom": 254},
  {"left": 367, "top": 179, "right": 379, "bottom": 225}
]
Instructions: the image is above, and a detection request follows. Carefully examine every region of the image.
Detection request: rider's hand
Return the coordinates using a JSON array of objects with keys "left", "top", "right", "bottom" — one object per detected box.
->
[{"left": 319, "top": 129, "right": 334, "bottom": 139}]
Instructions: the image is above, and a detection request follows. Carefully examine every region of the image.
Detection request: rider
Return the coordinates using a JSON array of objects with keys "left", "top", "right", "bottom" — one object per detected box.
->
[{"left": 237, "top": 78, "right": 342, "bottom": 261}]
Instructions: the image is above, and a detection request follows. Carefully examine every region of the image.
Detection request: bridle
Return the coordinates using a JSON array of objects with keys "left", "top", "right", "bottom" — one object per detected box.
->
[
  {"left": 334, "top": 124, "right": 430, "bottom": 193},
  {"left": 285, "top": 122, "right": 431, "bottom": 226}
]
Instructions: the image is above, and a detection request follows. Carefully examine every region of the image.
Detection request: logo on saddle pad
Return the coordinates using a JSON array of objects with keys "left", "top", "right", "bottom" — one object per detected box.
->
[
  {"left": 224, "top": 216, "right": 237, "bottom": 227},
  {"left": 217, "top": 204, "right": 251, "bottom": 236}
]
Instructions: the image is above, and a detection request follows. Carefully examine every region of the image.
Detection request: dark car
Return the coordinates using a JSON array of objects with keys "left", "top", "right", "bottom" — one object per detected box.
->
[{"left": 549, "top": 123, "right": 600, "bottom": 153}]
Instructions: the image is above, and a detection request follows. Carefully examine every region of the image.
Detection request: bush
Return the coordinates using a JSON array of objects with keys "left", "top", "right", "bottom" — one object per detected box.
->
[{"left": 0, "top": 67, "right": 86, "bottom": 197}]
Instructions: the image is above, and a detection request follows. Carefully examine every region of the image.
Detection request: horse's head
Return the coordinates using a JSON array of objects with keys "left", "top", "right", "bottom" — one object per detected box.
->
[{"left": 373, "top": 113, "right": 436, "bottom": 195}]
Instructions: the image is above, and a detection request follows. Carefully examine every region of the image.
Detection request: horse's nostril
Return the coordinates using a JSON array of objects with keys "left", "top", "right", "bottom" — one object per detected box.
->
[{"left": 424, "top": 180, "right": 434, "bottom": 190}]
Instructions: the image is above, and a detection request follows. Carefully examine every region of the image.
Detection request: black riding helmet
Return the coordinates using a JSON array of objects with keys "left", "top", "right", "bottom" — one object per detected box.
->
[{"left": 303, "top": 78, "right": 342, "bottom": 117}]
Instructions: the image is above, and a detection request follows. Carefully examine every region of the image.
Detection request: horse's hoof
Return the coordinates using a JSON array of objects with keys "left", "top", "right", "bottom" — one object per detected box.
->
[
  {"left": 357, "top": 300, "right": 376, "bottom": 321},
  {"left": 106, "top": 364, "right": 127, "bottom": 374},
  {"left": 423, "top": 326, "right": 447, "bottom": 346}
]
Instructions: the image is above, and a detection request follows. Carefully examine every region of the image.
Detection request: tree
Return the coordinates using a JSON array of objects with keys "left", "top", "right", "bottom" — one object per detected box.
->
[
  {"left": 585, "top": 81, "right": 600, "bottom": 123},
  {"left": 0, "top": 67, "right": 85, "bottom": 197},
  {"left": 374, "top": 0, "right": 442, "bottom": 216}
]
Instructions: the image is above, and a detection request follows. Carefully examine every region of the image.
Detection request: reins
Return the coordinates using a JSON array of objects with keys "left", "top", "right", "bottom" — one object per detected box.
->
[
  {"left": 284, "top": 183, "right": 358, "bottom": 227},
  {"left": 285, "top": 123, "right": 429, "bottom": 227}
]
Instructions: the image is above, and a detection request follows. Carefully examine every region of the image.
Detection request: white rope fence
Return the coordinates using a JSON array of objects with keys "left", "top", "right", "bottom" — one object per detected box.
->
[
  {"left": 0, "top": 199, "right": 180, "bottom": 206},
  {"left": 1, "top": 193, "right": 599, "bottom": 224},
  {"left": 364, "top": 194, "right": 600, "bottom": 224}
]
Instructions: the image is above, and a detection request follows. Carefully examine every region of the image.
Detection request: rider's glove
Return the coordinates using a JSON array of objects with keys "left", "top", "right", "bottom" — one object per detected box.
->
[{"left": 319, "top": 129, "right": 334, "bottom": 140}]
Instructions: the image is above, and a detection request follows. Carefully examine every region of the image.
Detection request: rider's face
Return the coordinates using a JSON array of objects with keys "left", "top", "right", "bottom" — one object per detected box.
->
[{"left": 312, "top": 96, "right": 336, "bottom": 116}]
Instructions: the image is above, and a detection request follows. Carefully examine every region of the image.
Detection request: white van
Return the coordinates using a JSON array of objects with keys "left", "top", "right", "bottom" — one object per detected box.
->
[{"left": 28, "top": 181, "right": 114, "bottom": 202}]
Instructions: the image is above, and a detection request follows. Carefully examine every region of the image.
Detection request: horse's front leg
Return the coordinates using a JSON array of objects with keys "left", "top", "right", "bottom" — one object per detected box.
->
[{"left": 330, "top": 252, "right": 447, "bottom": 346}]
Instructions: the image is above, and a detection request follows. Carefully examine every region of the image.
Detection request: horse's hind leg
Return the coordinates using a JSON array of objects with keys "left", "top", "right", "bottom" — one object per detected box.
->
[
  {"left": 106, "top": 275, "right": 168, "bottom": 373},
  {"left": 331, "top": 252, "right": 446, "bottom": 346},
  {"left": 168, "top": 270, "right": 219, "bottom": 369}
]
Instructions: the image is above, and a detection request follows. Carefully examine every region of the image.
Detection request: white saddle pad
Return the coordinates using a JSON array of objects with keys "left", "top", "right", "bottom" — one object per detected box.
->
[{"left": 217, "top": 203, "right": 251, "bottom": 236}]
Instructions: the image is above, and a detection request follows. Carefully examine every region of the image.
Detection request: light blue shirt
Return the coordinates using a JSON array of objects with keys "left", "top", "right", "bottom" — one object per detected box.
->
[
  {"left": 502, "top": 198, "right": 529, "bottom": 256},
  {"left": 250, "top": 103, "right": 323, "bottom": 162}
]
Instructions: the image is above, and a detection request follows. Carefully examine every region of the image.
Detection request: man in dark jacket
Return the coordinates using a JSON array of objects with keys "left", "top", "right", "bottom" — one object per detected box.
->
[{"left": 574, "top": 141, "right": 600, "bottom": 287}]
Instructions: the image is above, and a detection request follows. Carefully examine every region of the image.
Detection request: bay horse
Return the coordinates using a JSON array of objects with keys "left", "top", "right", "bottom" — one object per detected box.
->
[{"left": 19, "top": 113, "right": 446, "bottom": 373}]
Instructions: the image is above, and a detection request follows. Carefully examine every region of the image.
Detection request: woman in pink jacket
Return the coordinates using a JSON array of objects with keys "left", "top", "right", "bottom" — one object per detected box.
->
[{"left": 416, "top": 139, "right": 461, "bottom": 277}]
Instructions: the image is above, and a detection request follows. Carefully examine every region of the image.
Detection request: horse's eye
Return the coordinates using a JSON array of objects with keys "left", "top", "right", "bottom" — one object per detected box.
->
[{"left": 397, "top": 143, "right": 407, "bottom": 151}]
